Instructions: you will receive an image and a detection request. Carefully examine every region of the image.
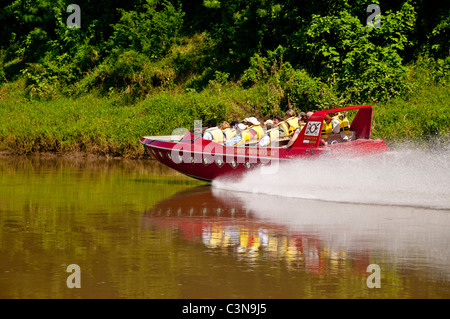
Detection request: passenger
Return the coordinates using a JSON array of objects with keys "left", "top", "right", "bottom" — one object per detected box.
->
[
  {"left": 285, "top": 109, "right": 299, "bottom": 135},
  {"left": 237, "top": 117, "right": 264, "bottom": 145},
  {"left": 264, "top": 119, "right": 274, "bottom": 131},
  {"left": 222, "top": 121, "right": 237, "bottom": 143},
  {"left": 203, "top": 119, "right": 224, "bottom": 143},
  {"left": 298, "top": 112, "right": 308, "bottom": 131},
  {"left": 331, "top": 111, "right": 351, "bottom": 141},
  {"left": 225, "top": 117, "right": 263, "bottom": 146},
  {"left": 244, "top": 117, "right": 264, "bottom": 140},
  {"left": 321, "top": 114, "right": 333, "bottom": 139},
  {"left": 317, "top": 114, "right": 335, "bottom": 146},
  {"left": 219, "top": 121, "right": 230, "bottom": 130},
  {"left": 321, "top": 112, "right": 351, "bottom": 143},
  {"left": 273, "top": 115, "right": 289, "bottom": 138},
  {"left": 339, "top": 112, "right": 351, "bottom": 136},
  {"left": 285, "top": 109, "right": 296, "bottom": 118},
  {"left": 282, "top": 112, "right": 308, "bottom": 149},
  {"left": 259, "top": 120, "right": 278, "bottom": 147},
  {"left": 224, "top": 123, "right": 247, "bottom": 146},
  {"left": 230, "top": 120, "right": 239, "bottom": 128},
  {"left": 330, "top": 115, "right": 341, "bottom": 135}
]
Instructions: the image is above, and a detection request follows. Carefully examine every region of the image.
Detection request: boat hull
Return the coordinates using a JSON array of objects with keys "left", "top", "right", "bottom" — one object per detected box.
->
[
  {"left": 140, "top": 136, "right": 286, "bottom": 181},
  {"left": 139, "top": 135, "right": 389, "bottom": 182}
]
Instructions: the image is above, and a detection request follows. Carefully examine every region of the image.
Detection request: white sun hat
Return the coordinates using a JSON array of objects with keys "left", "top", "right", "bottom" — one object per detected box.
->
[
  {"left": 246, "top": 117, "right": 260, "bottom": 125},
  {"left": 237, "top": 123, "right": 247, "bottom": 131}
]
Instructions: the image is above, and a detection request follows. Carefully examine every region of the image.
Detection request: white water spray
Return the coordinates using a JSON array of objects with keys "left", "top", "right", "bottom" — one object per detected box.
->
[{"left": 213, "top": 147, "right": 450, "bottom": 210}]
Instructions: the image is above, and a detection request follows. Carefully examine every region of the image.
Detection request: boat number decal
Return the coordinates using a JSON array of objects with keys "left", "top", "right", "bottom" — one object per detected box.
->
[{"left": 305, "top": 121, "right": 321, "bottom": 136}]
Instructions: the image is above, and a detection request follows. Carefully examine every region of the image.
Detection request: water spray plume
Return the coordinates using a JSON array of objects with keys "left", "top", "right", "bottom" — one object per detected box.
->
[{"left": 213, "top": 146, "right": 450, "bottom": 210}]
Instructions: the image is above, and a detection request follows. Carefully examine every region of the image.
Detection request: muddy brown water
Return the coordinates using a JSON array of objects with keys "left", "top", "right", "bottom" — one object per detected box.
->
[{"left": 0, "top": 155, "right": 449, "bottom": 298}]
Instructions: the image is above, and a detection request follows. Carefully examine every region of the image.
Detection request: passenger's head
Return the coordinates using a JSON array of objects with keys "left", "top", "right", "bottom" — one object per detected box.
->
[
  {"left": 285, "top": 109, "right": 296, "bottom": 118},
  {"left": 220, "top": 121, "right": 230, "bottom": 130},
  {"left": 244, "top": 117, "right": 260, "bottom": 126},
  {"left": 273, "top": 114, "right": 283, "bottom": 124},
  {"left": 236, "top": 123, "right": 247, "bottom": 132},
  {"left": 298, "top": 112, "right": 307, "bottom": 123},
  {"left": 306, "top": 112, "right": 313, "bottom": 119},
  {"left": 207, "top": 119, "right": 217, "bottom": 127},
  {"left": 230, "top": 121, "right": 239, "bottom": 128},
  {"left": 264, "top": 119, "right": 274, "bottom": 130},
  {"left": 324, "top": 114, "right": 332, "bottom": 124}
]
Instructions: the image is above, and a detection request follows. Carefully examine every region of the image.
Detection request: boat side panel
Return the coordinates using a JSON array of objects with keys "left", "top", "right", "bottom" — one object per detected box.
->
[
  {"left": 329, "top": 139, "right": 389, "bottom": 156},
  {"left": 142, "top": 141, "right": 290, "bottom": 182}
]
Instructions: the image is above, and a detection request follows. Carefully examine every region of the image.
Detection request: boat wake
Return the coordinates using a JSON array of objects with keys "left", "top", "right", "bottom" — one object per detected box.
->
[{"left": 212, "top": 146, "right": 450, "bottom": 210}]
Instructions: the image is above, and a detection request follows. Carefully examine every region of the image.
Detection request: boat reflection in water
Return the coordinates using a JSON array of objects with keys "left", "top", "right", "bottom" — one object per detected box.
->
[{"left": 143, "top": 186, "right": 450, "bottom": 282}]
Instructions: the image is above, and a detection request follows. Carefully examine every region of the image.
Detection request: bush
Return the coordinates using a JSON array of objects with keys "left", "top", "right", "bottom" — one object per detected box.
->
[
  {"left": 303, "top": 4, "right": 417, "bottom": 103},
  {"left": 79, "top": 50, "right": 177, "bottom": 98},
  {"left": 171, "top": 33, "right": 217, "bottom": 87},
  {"left": 22, "top": 63, "right": 60, "bottom": 100},
  {"left": 107, "top": 0, "right": 184, "bottom": 60},
  {"left": 241, "top": 46, "right": 322, "bottom": 111}
]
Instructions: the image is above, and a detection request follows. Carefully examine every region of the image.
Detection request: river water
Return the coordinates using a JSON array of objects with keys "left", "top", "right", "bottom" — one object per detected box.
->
[{"left": 0, "top": 148, "right": 449, "bottom": 298}]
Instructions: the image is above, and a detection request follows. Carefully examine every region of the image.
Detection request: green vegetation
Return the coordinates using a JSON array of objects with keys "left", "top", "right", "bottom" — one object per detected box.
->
[{"left": 0, "top": 0, "right": 449, "bottom": 156}]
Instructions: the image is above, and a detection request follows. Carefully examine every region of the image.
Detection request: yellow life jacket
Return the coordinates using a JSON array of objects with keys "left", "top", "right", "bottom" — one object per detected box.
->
[
  {"left": 250, "top": 125, "right": 264, "bottom": 139},
  {"left": 222, "top": 128, "right": 237, "bottom": 141},
  {"left": 235, "top": 125, "right": 264, "bottom": 146},
  {"left": 234, "top": 129, "right": 250, "bottom": 146},
  {"left": 204, "top": 127, "right": 224, "bottom": 143},
  {"left": 277, "top": 121, "right": 289, "bottom": 138},
  {"left": 340, "top": 117, "right": 351, "bottom": 135},
  {"left": 321, "top": 121, "right": 333, "bottom": 139},
  {"left": 285, "top": 117, "right": 299, "bottom": 135},
  {"left": 297, "top": 122, "right": 306, "bottom": 133},
  {"left": 259, "top": 128, "right": 279, "bottom": 147},
  {"left": 331, "top": 114, "right": 351, "bottom": 135}
]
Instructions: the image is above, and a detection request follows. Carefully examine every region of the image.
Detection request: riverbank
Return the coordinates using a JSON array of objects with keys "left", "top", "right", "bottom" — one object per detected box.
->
[{"left": 0, "top": 78, "right": 449, "bottom": 158}]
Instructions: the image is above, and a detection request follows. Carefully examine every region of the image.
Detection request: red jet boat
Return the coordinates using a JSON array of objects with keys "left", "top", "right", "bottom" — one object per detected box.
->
[{"left": 139, "top": 105, "right": 389, "bottom": 182}]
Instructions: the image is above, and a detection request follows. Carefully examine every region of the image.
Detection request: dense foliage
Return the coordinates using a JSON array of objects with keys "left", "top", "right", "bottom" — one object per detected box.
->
[
  {"left": 1, "top": 0, "right": 448, "bottom": 99},
  {"left": 0, "top": 0, "right": 449, "bottom": 155}
]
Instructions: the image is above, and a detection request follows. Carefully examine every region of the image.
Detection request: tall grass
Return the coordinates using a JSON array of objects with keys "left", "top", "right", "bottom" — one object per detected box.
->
[
  {"left": 373, "top": 83, "right": 450, "bottom": 142},
  {"left": 373, "top": 59, "right": 450, "bottom": 142},
  {"left": 0, "top": 81, "right": 283, "bottom": 156}
]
